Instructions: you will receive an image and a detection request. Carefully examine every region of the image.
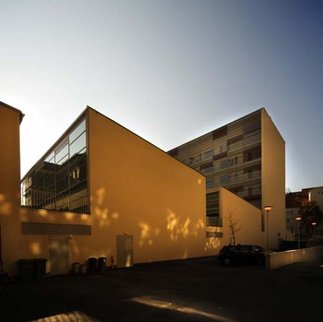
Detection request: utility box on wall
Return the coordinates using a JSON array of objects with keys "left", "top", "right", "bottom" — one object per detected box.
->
[{"left": 116, "top": 234, "right": 133, "bottom": 268}]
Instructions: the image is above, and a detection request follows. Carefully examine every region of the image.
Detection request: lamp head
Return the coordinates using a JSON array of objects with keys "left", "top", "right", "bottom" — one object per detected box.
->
[{"left": 264, "top": 206, "right": 273, "bottom": 212}]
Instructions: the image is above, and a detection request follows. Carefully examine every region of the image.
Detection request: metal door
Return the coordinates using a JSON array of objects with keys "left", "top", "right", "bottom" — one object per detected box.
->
[
  {"left": 49, "top": 236, "right": 70, "bottom": 275},
  {"left": 116, "top": 234, "right": 133, "bottom": 267}
]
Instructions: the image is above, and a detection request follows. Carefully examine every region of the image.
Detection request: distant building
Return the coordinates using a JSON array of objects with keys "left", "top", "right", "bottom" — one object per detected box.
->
[
  {"left": 169, "top": 108, "right": 286, "bottom": 249},
  {"left": 286, "top": 186, "right": 323, "bottom": 240}
]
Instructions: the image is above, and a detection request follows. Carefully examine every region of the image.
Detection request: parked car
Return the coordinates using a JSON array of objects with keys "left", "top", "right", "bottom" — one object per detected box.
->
[{"left": 218, "top": 244, "right": 265, "bottom": 265}]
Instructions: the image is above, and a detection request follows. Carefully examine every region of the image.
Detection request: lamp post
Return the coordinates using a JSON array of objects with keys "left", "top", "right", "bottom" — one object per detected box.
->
[
  {"left": 295, "top": 216, "right": 302, "bottom": 249},
  {"left": 312, "top": 222, "right": 317, "bottom": 243},
  {"left": 264, "top": 206, "right": 273, "bottom": 252}
]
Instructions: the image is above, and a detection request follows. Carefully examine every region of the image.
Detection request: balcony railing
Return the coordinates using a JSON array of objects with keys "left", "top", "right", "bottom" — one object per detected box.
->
[{"left": 206, "top": 216, "right": 223, "bottom": 227}]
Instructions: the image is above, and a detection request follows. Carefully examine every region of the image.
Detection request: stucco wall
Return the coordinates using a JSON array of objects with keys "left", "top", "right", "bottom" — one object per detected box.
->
[
  {"left": 261, "top": 109, "right": 286, "bottom": 250},
  {"left": 0, "top": 104, "right": 22, "bottom": 273},
  {"left": 85, "top": 108, "right": 210, "bottom": 264},
  {"left": 220, "top": 187, "right": 265, "bottom": 247},
  {"left": 1, "top": 106, "right": 210, "bottom": 274}
]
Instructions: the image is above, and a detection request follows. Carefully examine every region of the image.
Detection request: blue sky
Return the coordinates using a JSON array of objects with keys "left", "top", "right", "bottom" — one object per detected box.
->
[{"left": 1, "top": 0, "right": 322, "bottom": 192}]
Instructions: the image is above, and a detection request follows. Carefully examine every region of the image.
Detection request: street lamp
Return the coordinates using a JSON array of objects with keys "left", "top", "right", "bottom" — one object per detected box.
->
[
  {"left": 264, "top": 205, "right": 273, "bottom": 252},
  {"left": 295, "top": 216, "right": 302, "bottom": 249},
  {"left": 312, "top": 222, "right": 317, "bottom": 242}
]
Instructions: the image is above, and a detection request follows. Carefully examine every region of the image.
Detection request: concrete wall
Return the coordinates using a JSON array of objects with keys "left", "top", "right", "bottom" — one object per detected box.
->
[
  {"left": 261, "top": 109, "right": 286, "bottom": 250},
  {"left": 266, "top": 246, "right": 323, "bottom": 270}
]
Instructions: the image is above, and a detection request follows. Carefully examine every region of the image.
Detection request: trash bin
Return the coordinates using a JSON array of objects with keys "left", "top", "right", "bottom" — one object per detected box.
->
[
  {"left": 33, "top": 258, "right": 47, "bottom": 280},
  {"left": 98, "top": 257, "right": 107, "bottom": 273},
  {"left": 17, "top": 259, "right": 34, "bottom": 282},
  {"left": 71, "top": 262, "right": 81, "bottom": 274},
  {"left": 87, "top": 257, "right": 97, "bottom": 273}
]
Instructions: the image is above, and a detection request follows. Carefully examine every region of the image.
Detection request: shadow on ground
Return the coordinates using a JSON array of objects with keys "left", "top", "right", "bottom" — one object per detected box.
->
[{"left": 1, "top": 257, "right": 322, "bottom": 322}]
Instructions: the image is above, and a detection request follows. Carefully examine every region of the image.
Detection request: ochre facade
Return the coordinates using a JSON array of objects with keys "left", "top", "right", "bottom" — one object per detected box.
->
[
  {"left": 0, "top": 103, "right": 286, "bottom": 276},
  {"left": 1, "top": 104, "right": 213, "bottom": 275}
]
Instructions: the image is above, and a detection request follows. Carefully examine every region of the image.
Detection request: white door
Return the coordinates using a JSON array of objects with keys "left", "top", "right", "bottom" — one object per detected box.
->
[
  {"left": 49, "top": 236, "right": 70, "bottom": 275},
  {"left": 116, "top": 234, "right": 133, "bottom": 267}
]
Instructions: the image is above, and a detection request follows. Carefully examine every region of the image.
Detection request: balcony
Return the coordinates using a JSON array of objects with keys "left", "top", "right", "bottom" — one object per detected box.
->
[{"left": 206, "top": 216, "right": 223, "bottom": 227}]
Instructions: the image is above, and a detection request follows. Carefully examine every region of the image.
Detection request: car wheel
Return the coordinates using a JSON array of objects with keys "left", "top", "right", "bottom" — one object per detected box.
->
[{"left": 223, "top": 257, "right": 231, "bottom": 265}]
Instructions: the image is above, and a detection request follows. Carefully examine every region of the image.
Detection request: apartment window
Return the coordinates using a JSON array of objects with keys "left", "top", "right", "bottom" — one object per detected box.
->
[
  {"left": 200, "top": 162, "right": 214, "bottom": 174},
  {"left": 220, "top": 175, "right": 231, "bottom": 185},
  {"left": 243, "top": 145, "right": 261, "bottom": 162},
  {"left": 243, "top": 120, "right": 260, "bottom": 135},
  {"left": 220, "top": 157, "right": 237, "bottom": 169},
  {"left": 206, "top": 192, "right": 219, "bottom": 217},
  {"left": 206, "top": 177, "right": 215, "bottom": 188},
  {"left": 202, "top": 150, "right": 213, "bottom": 160},
  {"left": 227, "top": 135, "right": 243, "bottom": 151},
  {"left": 220, "top": 159, "right": 230, "bottom": 169},
  {"left": 213, "top": 126, "right": 227, "bottom": 140},
  {"left": 229, "top": 186, "right": 243, "bottom": 194},
  {"left": 213, "top": 151, "right": 227, "bottom": 161}
]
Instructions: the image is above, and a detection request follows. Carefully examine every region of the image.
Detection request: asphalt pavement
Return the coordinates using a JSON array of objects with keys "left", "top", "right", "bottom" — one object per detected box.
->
[{"left": 0, "top": 257, "right": 322, "bottom": 322}]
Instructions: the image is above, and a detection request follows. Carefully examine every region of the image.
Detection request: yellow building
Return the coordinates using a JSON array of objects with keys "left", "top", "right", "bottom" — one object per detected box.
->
[
  {"left": 169, "top": 108, "right": 286, "bottom": 251},
  {"left": 0, "top": 102, "right": 285, "bottom": 276},
  {"left": 1, "top": 102, "right": 211, "bottom": 275}
]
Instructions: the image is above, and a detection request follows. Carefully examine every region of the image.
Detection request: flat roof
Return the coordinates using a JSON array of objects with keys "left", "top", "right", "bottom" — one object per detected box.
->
[{"left": 0, "top": 101, "right": 25, "bottom": 123}]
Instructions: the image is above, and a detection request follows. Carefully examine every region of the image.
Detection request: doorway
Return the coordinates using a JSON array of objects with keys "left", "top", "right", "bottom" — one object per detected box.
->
[
  {"left": 49, "top": 236, "right": 70, "bottom": 275},
  {"left": 116, "top": 234, "right": 133, "bottom": 267}
]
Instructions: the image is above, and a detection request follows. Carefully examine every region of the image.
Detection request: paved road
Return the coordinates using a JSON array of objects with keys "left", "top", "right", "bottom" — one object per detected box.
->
[{"left": 1, "top": 257, "right": 322, "bottom": 321}]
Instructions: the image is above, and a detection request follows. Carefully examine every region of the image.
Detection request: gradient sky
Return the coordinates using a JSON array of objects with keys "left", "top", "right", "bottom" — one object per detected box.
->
[{"left": 1, "top": 0, "right": 322, "bottom": 192}]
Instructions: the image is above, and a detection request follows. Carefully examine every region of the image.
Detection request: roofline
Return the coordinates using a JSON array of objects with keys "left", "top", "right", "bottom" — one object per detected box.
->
[
  {"left": 21, "top": 107, "right": 88, "bottom": 180},
  {"left": 0, "top": 101, "right": 25, "bottom": 123},
  {"left": 86, "top": 106, "right": 205, "bottom": 178},
  {"left": 261, "top": 108, "right": 285, "bottom": 143},
  {"left": 168, "top": 107, "right": 266, "bottom": 151},
  {"left": 22, "top": 105, "right": 205, "bottom": 180}
]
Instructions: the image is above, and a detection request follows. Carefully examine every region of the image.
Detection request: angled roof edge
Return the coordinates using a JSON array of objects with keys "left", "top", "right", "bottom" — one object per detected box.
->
[
  {"left": 21, "top": 107, "right": 89, "bottom": 180},
  {"left": 22, "top": 105, "right": 205, "bottom": 180},
  {"left": 260, "top": 107, "right": 285, "bottom": 143},
  {"left": 0, "top": 101, "right": 25, "bottom": 123},
  {"left": 86, "top": 106, "right": 205, "bottom": 178},
  {"left": 168, "top": 107, "right": 285, "bottom": 151},
  {"left": 168, "top": 107, "right": 265, "bottom": 151}
]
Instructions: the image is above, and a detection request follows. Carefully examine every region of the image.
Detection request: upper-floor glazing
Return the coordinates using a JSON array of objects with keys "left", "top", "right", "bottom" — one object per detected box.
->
[{"left": 21, "top": 118, "right": 89, "bottom": 213}]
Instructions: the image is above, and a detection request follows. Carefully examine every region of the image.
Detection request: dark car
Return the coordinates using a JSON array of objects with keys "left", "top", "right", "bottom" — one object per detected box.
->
[{"left": 218, "top": 244, "right": 265, "bottom": 265}]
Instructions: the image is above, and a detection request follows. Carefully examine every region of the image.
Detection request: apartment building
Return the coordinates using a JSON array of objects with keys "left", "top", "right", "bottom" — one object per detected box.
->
[{"left": 169, "top": 108, "right": 286, "bottom": 248}]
